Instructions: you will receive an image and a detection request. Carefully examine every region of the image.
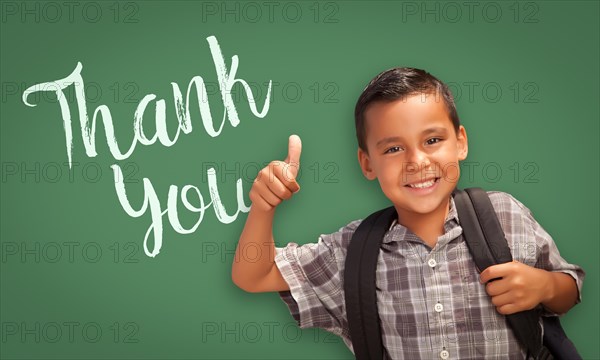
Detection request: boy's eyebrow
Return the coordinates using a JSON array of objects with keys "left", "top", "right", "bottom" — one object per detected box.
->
[
  {"left": 422, "top": 126, "right": 448, "bottom": 136},
  {"left": 375, "top": 127, "right": 448, "bottom": 148},
  {"left": 376, "top": 136, "right": 403, "bottom": 148}
]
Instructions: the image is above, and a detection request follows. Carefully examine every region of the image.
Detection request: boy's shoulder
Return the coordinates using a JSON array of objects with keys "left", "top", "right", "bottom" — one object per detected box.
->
[
  {"left": 485, "top": 190, "right": 536, "bottom": 221},
  {"left": 486, "top": 190, "right": 531, "bottom": 211},
  {"left": 315, "top": 218, "right": 363, "bottom": 253}
]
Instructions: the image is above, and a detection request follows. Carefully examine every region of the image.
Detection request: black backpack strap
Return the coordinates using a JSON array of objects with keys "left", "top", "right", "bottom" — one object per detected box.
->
[
  {"left": 453, "top": 188, "right": 552, "bottom": 360},
  {"left": 344, "top": 206, "right": 397, "bottom": 360},
  {"left": 542, "top": 316, "right": 582, "bottom": 360},
  {"left": 452, "top": 188, "right": 512, "bottom": 269}
]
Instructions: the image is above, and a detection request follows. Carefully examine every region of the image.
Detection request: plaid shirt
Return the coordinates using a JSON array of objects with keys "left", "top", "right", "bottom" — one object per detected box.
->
[{"left": 274, "top": 191, "right": 585, "bottom": 359}]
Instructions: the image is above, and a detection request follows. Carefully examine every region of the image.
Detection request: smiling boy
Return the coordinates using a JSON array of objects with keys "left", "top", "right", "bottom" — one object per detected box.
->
[{"left": 232, "top": 67, "right": 584, "bottom": 359}]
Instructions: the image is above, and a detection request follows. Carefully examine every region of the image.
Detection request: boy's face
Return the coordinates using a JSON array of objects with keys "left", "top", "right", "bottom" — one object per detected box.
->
[{"left": 358, "top": 93, "right": 468, "bottom": 219}]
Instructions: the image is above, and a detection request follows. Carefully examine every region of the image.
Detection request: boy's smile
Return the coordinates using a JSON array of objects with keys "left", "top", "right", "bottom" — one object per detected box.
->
[{"left": 358, "top": 93, "right": 468, "bottom": 236}]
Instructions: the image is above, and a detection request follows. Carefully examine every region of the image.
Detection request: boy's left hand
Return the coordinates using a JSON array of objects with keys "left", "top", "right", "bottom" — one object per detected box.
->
[{"left": 479, "top": 260, "right": 551, "bottom": 315}]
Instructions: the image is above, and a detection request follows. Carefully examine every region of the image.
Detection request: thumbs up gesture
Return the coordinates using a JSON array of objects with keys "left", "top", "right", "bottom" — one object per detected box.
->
[{"left": 249, "top": 135, "right": 302, "bottom": 212}]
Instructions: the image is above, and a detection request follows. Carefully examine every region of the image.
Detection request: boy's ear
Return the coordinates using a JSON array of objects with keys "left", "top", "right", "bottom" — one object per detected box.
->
[
  {"left": 457, "top": 125, "right": 468, "bottom": 160},
  {"left": 358, "top": 148, "right": 377, "bottom": 180}
]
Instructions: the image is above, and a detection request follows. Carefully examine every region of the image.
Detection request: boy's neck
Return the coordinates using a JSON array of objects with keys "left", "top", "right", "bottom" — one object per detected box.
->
[{"left": 396, "top": 196, "right": 451, "bottom": 249}]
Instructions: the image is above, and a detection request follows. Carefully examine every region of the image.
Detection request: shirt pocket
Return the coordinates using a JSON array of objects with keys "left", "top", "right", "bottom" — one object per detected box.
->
[{"left": 376, "top": 265, "right": 430, "bottom": 350}]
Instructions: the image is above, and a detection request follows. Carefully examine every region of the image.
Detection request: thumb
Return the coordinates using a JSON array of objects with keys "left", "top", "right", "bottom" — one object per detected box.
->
[{"left": 284, "top": 134, "right": 302, "bottom": 169}]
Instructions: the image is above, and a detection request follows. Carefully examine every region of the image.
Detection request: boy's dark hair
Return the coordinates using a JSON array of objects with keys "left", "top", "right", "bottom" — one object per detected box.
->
[{"left": 354, "top": 67, "right": 460, "bottom": 152}]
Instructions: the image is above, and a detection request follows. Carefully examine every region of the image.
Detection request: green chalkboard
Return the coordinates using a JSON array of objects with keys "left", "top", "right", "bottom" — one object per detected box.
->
[{"left": 1, "top": 1, "right": 598, "bottom": 359}]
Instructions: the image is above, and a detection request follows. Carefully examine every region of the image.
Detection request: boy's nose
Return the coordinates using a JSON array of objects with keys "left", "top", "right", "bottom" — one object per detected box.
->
[{"left": 403, "top": 148, "right": 431, "bottom": 171}]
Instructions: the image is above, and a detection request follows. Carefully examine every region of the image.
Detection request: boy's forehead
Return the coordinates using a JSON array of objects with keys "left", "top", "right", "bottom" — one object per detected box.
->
[{"left": 364, "top": 95, "right": 452, "bottom": 138}]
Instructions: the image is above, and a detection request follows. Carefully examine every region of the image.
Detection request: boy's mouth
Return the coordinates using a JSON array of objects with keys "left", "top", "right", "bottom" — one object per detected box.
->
[{"left": 404, "top": 177, "right": 440, "bottom": 189}]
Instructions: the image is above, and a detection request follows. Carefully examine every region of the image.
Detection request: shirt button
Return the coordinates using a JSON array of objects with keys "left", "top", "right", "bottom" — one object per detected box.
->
[
  {"left": 440, "top": 350, "right": 450, "bottom": 359},
  {"left": 434, "top": 303, "right": 444, "bottom": 312},
  {"left": 428, "top": 258, "right": 437, "bottom": 267}
]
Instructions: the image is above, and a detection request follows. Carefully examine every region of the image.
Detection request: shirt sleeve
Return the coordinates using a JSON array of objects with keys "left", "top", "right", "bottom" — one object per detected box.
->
[
  {"left": 503, "top": 193, "right": 586, "bottom": 316},
  {"left": 273, "top": 220, "right": 361, "bottom": 336}
]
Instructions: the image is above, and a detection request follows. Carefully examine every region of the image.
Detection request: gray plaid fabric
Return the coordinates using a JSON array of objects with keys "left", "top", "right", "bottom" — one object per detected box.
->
[{"left": 274, "top": 191, "right": 585, "bottom": 359}]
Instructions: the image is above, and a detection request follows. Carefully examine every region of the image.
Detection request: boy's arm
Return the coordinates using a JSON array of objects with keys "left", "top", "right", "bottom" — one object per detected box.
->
[
  {"left": 542, "top": 270, "right": 579, "bottom": 314},
  {"left": 480, "top": 261, "right": 578, "bottom": 315},
  {"left": 232, "top": 208, "right": 290, "bottom": 292},
  {"left": 231, "top": 135, "right": 301, "bottom": 293}
]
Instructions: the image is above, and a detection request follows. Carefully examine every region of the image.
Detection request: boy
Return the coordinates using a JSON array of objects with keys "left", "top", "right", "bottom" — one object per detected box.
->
[{"left": 232, "top": 68, "right": 585, "bottom": 359}]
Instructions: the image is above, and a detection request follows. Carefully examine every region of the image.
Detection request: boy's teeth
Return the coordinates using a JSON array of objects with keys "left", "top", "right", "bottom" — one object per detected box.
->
[{"left": 408, "top": 179, "right": 436, "bottom": 188}]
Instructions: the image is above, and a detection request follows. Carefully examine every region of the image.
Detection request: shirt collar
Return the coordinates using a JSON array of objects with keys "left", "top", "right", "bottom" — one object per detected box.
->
[{"left": 383, "top": 196, "right": 459, "bottom": 244}]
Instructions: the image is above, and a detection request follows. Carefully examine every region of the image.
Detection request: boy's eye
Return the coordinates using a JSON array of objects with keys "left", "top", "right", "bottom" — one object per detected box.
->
[
  {"left": 426, "top": 137, "right": 442, "bottom": 145},
  {"left": 385, "top": 146, "right": 402, "bottom": 154}
]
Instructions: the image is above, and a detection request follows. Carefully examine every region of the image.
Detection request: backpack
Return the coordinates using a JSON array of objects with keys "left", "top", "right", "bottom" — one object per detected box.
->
[{"left": 344, "top": 187, "right": 580, "bottom": 360}]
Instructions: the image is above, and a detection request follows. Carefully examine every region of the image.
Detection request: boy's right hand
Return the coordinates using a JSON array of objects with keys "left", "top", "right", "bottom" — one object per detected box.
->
[{"left": 249, "top": 135, "right": 302, "bottom": 212}]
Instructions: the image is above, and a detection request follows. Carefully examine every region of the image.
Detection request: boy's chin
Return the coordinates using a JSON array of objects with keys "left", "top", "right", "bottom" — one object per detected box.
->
[{"left": 402, "top": 201, "right": 449, "bottom": 216}]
